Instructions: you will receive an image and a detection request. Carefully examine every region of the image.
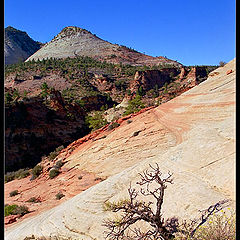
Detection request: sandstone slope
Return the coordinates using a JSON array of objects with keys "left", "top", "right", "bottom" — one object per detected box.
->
[
  {"left": 26, "top": 26, "right": 181, "bottom": 67},
  {"left": 5, "top": 59, "right": 235, "bottom": 240},
  {"left": 5, "top": 26, "right": 42, "bottom": 65}
]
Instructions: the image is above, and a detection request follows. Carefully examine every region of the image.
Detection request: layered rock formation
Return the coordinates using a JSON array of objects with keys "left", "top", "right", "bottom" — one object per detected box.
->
[
  {"left": 5, "top": 59, "right": 235, "bottom": 239},
  {"left": 5, "top": 91, "right": 88, "bottom": 172},
  {"left": 5, "top": 26, "right": 42, "bottom": 65},
  {"left": 131, "top": 66, "right": 209, "bottom": 93},
  {"left": 26, "top": 26, "right": 181, "bottom": 67},
  {"left": 131, "top": 68, "right": 179, "bottom": 92}
]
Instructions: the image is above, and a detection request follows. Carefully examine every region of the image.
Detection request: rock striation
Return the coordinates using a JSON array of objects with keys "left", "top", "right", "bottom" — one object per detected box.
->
[
  {"left": 5, "top": 26, "right": 42, "bottom": 65},
  {"left": 26, "top": 26, "right": 182, "bottom": 67},
  {"left": 5, "top": 59, "right": 235, "bottom": 239}
]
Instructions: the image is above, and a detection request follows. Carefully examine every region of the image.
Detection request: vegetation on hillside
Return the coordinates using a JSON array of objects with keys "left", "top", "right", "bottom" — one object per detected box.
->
[
  {"left": 4, "top": 56, "right": 177, "bottom": 102},
  {"left": 4, "top": 204, "right": 29, "bottom": 217},
  {"left": 123, "top": 94, "right": 145, "bottom": 116}
]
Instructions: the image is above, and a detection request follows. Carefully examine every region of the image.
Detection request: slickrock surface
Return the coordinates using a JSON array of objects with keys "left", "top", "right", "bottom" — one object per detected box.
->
[
  {"left": 5, "top": 59, "right": 235, "bottom": 240},
  {"left": 26, "top": 26, "right": 181, "bottom": 67},
  {"left": 4, "top": 162, "right": 103, "bottom": 226}
]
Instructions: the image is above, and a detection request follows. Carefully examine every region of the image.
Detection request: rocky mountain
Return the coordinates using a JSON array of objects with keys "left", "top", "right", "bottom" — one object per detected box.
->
[
  {"left": 26, "top": 26, "right": 181, "bottom": 67},
  {"left": 5, "top": 59, "right": 235, "bottom": 239},
  {"left": 4, "top": 26, "right": 43, "bottom": 65}
]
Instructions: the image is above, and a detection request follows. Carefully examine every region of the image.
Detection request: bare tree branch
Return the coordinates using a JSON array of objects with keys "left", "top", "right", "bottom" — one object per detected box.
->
[{"left": 103, "top": 163, "right": 229, "bottom": 240}]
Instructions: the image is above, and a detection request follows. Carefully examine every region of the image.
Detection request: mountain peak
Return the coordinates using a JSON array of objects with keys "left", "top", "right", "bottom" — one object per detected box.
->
[
  {"left": 5, "top": 26, "right": 42, "bottom": 65},
  {"left": 52, "top": 26, "right": 93, "bottom": 41},
  {"left": 26, "top": 26, "right": 182, "bottom": 67}
]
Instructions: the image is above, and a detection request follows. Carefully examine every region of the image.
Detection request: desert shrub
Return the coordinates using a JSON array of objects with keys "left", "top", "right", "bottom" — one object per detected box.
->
[
  {"left": 5, "top": 169, "right": 29, "bottom": 183},
  {"left": 40, "top": 82, "right": 49, "bottom": 100},
  {"left": 132, "top": 130, "right": 141, "bottom": 137},
  {"left": 55, "top": 145, "right": 65, "bottom": 153},
  {"left": 48, "top": 151, "right": 58, "bottom": 161},
  {"left": 103, "top": 199, "right": 130, "bottom": 212},
  {"left": 26, "top": 197, "right": 41, "bottom": 203},
  {"left": 163, "top": 82, "right": 169, "bottom": 94},
  {"left": 123, "top": 95, "right": 145, "bottom": 116},
  {"left": 136, "top": 86, "right": 145, "bottom": 96},
  {"left": 219, "top": 61, "right": 226, "bottom": 67},
  {"left": 5, "top": 91, "right": 13, "bottom": 104},
  {"left": 108, "top": 122, "right": 120, "bottom": 131},
  {"left": 16, "top": 168, "right": 30, "bottom": 179},
  {"left": 48, "top": 145, "right": 64, "bottom": 161},
  {"left": 54, "top": 160, "right": 64, "bottom": 169},
  {"left": 5, "top": 172, "right": 15, "bottom": 183},
  {"left": 4, "top": 204, "right": 18, "bottom": 216},
  {"left": 9, "top": 190, "right": 19, "bottom": 197},
  {"left": 13, "top": 205, "right": 29, "bottom": 216},
  {"left": 94, "top": 177, "right": 103, "bottom": 181},
  {"left": 115, "top": 79, "right": 127, "bottom": 91},
  {"left": 190, "top": 210, "right": 236, "bottom": 240},
  {"left": 78, "top": 175, "right": 83, "bottom": 180},
  {"left": 31, "top": 165, "right": 43, "bottom": 180},
  {"left": 55, "top": 191, "right": 65, "bottom": 200},
  {"left": 49, "top": 168, "right": 60, "bottom": 179},
  {"left": 85, "top": 111, "right": 108, "bottom": 131},
  {"left": 4, "top": 204, "right": 29, "bottom": 217}
]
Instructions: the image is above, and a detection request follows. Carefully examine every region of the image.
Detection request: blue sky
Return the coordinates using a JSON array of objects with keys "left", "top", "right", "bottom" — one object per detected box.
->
[{"left": 5, "top": 0, "right": 235, "bottom": 66}]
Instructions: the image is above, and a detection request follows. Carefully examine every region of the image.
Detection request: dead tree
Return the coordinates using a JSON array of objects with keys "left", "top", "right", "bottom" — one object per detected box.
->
[
  {"left": 103, "top": 163, "right": 174, "bottom": 240},
  {"left": 103, "top": 164, "right": 230, "bottom": 240}
]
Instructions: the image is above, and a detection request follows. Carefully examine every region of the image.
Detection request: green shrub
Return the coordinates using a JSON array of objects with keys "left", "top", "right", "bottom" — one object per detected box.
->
[
  {"left": 103, "top": 199, "right": 130, "bottom": 212},
  {"left": 136, "top": 86, "right": 145, "bottom": 96},
  {"left": 4, "top": 204, "right": 29, "bottom": 217},
  {"left": 40, "top": 82, "right": 49, "bottom": 100},
  {"left": 49, "top": 168, "right": 60, "bottom": 179},
  {"left": 4, "top": 204, "right": 18, "bottom": 216},
  {"left": 191, "top": 210, "right": 236, "bottom": 240},
  {"left": 49, "top": 151, "right": 58, "bottom": 161},
  {"left": 48, "top": 145, "right": 64, "bottom": 161},
  {"left": 123, "top": 95, "right": 145, "bottom": 116},
  {"left": 5, "top": 172, "right": 15, "bottom": 183},
  {"left": 9, "top": 190, "right": 19, "bottom": 197},
  {"left": 55, "top": 145, "right": 64, "bottom": 152},
  {"left": 86, "top": 111, "right": 108, "bottom": 131},
  {"left": 31, "top": 165, "right": 43, "bottom": 180},
  {"left": 5, "top": 91, "right": 13, "bottom": 104},
  {"left": 16, "top": 168, "right": 30, "bottom": 179}
]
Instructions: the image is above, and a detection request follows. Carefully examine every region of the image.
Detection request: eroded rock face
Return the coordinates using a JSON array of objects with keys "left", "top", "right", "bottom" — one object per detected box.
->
[
  {"left": 5, "top": 59, "right": 235, "bottom": 240},
  {"left": 130, "top": 66, "right": 209, "bottom": 93},
  {"left": 131, "top": 68, "right": 180, "bottom": 92},
  {"left": 5, "top": 26, "right": 42, "bottom": 65},
  {"left": 5, "top": 93, "right": 88, "bottom": 172}
]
